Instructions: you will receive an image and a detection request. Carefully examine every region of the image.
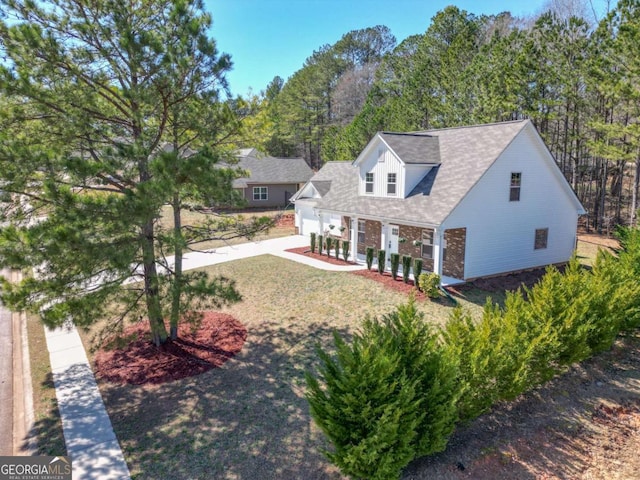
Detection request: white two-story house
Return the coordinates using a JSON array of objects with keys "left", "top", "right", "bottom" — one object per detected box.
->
[{"left": 292, "top": 120, "right": 586, "bottom": 284}]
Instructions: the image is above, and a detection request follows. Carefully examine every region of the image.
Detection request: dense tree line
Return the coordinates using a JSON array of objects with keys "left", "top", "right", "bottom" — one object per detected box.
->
[{"left": 259, "top": 1, "right": 639, "bottom": 231}]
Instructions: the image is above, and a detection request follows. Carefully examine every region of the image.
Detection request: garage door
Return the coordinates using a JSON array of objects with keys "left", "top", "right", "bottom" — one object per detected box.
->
[{"left": 297, "top": 205, "right": 319, "bottom": 236}]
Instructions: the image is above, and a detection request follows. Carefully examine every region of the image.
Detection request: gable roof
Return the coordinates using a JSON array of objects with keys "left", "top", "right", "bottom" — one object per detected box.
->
[
  {"left": 290, "top": 162, "right": 352, "bottom": 202},
  {"left": 315, "top": 120, "right": 574, "bottom": 225},
  {"left": 379, "top": 133, "right": 440, "bottom": 164},
  {"left": 232, "top": 154, "right": 313, "bottom": 188}
]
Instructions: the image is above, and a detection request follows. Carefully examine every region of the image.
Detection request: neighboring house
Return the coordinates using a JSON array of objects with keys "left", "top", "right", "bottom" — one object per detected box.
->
[
  {"left": 233, "top": 150, "right": 313, "bottom": 208},
  {"left": 292, "top": 120, "right": 586, "bottom": 284}
]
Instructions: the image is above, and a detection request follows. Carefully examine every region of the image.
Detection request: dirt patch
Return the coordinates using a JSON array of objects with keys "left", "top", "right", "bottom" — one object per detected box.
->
[
  {"left": 94, "top": 312, "right": 246, "bottom": 385},
  {"left": 285, "top": 246, "right": 358, "bottom": 266},
  {"left": 464, "top": 267, "right": 552, "bottom": 293},
  {"left": 275, "top": 212, "right": 295, "bottom": 228},
  {"left": 578, "top": 232, "right": 620, "bottom": 250}
]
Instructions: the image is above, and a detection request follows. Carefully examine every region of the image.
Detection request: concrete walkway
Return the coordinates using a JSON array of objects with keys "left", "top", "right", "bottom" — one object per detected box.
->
[
  {"left": 42, "top": 235, "right": 365, "bottom": 479},
  {"left": 179, "top": 235, "right": 366, "bottom": 272}
]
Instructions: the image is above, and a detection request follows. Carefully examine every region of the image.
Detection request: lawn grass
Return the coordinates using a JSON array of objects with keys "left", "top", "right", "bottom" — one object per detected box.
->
[
  {"left": 31, "top": 236, "right": 611, "bottom": 478},
  {"left": 95, "top": 255, "right": 487, "bottom": 480},
  {"left": 25, "top": 314, "right": 66, "bottom": 456}
]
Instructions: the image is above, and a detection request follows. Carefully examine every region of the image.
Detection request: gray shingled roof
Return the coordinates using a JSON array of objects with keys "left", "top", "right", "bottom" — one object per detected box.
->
[
  {"left": 232, "top": 155, "right": 313, "bottom": 188},
  {"left": 315, "top": 120, "right": 530, "bottom": 226},
  {"left": 379, "top": 133, "right": 440, "bottom": 164},
  {"left": 310, "top": 180, "right": 332, "bottom": 196}
]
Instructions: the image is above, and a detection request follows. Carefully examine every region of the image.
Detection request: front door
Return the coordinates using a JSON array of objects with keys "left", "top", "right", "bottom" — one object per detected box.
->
[{"left": 387, "top": 225, "right": 399, "bottom": 263}]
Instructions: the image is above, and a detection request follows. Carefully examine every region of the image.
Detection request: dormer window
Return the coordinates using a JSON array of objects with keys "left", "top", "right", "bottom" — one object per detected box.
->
[
  {"left": 510, "top": 172, "right": 521, "bottom": 201},
  {"left": 365, "top": 172, "right": 374, "bottom": 194},
  {"left": 387, "top": 173, "right": 397, "bottom": 195}
]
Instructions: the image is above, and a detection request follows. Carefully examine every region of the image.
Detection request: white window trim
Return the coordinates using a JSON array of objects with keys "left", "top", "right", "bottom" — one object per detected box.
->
[
  {"left": 421, "top": 230, "right": 434, "bottom": 259},
  {"left": 365, "top": 173, "right": 374, "bottom": 194},
  {"left": 534, "top": 228, "right": 548, "bottom": 250},
  {"left": 387, "top": 173, "right": 397, "bottom": 196},
  {"left": 253, "top": 186, "right": 268, "bottom": 201},
  {"left": 510, "top": 172, "right": 521, "bottom": 202},
  {"left": 357, "top": 220, "right": 366, "bottom": 244}
]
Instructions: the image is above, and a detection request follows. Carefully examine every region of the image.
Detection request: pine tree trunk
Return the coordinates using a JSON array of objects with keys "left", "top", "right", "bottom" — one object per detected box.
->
[
  {"left": 142, "top": 219, "right": 168, "bottom": 346},
  {"left": 631, "top": 156, "right": 640, "bottom": 227},
  {"left": 170, "top": 192, "right": 182, "bottom": 340}
]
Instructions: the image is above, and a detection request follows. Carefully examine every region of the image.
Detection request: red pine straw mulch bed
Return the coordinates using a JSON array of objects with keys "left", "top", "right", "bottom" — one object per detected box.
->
[
  {"left": 351, "top": 269, "right": 429, "bottom": 300},
  {"left": 285, "top": 246, "right": 359, "bottom": 266},
  {"left": 94, "top": 312, "right": 247, "bottom": 385}
]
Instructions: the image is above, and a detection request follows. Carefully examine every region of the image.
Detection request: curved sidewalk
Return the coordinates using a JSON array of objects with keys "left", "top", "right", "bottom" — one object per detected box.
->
[{"left": 44, "top": 235, "right": 364, "bottom": 479}]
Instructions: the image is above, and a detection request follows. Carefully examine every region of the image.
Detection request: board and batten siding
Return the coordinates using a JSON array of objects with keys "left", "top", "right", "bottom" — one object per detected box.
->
[
  {"left": 443, "top": 125, "right": 581, "bottom": 280},
  {"left": 358, "top": 143, "right": 403, "bottom": 198}
]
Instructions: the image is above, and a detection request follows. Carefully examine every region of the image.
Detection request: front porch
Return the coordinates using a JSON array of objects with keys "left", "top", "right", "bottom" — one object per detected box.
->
[{"left": 348, "top": 217, "right": 467, "bottom": 286}]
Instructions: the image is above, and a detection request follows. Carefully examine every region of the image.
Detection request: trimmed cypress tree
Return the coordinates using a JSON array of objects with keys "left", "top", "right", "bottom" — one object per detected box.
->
[
  {"left": 366, "top": 247, "right": 375, "bottom": 270},
  {"left": 402, "top": 255, "right": 412, "bottom": 283},
  {"left": 390, "top": 253, "right": 400, "bottom": 279},
  {"left": 341, "top": 240, "right": 350, "bottom": 261},
  {"left": 310, "top": 232, "right": 317, "bottom": 253},
  {"left": 334, "top": 239, "right": 340, "bottom": 260},
  {"left": 413, "top": 258, "right": 423, "bottom": 287},
  {"left": 325, "top": 237, "right": 333, "bottom": 257},
  {"left": 377, "top": 249, "right": 386, "bottom": 274},
  {"left": 318, "top": 235, "right": 323, "bottom": 255}
]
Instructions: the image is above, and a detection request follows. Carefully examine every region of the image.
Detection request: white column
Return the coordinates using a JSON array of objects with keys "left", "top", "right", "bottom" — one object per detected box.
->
[
  {"left": 433, "top": 227, "right": 443, "bottom": 276},
  {"left": 351, "top": 218, "right": 358, "bottom": 261}
]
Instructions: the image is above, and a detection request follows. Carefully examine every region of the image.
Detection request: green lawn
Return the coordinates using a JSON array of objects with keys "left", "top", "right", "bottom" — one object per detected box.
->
[
  {"left": 96, "top": 255, "right": 490, "bottom": 480},
  {"left": 30, "top": 237, "right": 610, "bottom": 479}
]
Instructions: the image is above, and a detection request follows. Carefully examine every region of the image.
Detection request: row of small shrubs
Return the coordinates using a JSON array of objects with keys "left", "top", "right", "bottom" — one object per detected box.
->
[
  {"left": 309, "top": 232, "right": 350, "bottom": 262},
  {"left": 306, "top": 226, "right": 640, "bottom": 479},
  {"left": 366, "top": 247, "right": 424, "bottom": 281},
  {"left": 365, "top": 246, "right": 441, "bottom": 298}
]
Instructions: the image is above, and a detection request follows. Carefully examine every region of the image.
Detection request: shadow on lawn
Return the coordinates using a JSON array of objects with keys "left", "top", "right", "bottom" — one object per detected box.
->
[{"left": 99, "top": 319, "right": 350, "bottom": 480}]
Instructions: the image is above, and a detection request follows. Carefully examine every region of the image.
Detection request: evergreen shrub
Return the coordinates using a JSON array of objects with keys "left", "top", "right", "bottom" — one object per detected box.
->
[
  {"left": 402, "top": 255, "right": 412, "bottom": 283},
  {"left": 377, "top": 249, "right": 386, "bottom": 274},
  {"left": 390, "top": 253, "right": 400, "bottom": 279},
  {"left": 310, "top": 232, "right": 316, "bottom": 254},
  {"left": 325, "top": 237, "right": 332, "bottom": 257},
  {"left": 342, "top": 241, "right": 350, "bottom": 262},
  {"left": 305, "top": 298, "right": 460, "bottom": 479},
  {"left": 334, "top": 239, "right": 340, "bottom": 260},
  {"left": 413, "top": 258, "right": 423, "bottom": 287},
  {"left": 366, "top": 247, "right": 375, "bottom": 270},
  {"left": 419, "top": 273, "right": 440, "bottom": 298},
  {"left": 318, "top": 235, "right": 323, "bottom": 255}
]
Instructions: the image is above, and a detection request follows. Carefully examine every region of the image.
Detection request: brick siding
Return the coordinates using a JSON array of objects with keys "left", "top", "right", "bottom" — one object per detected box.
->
[
  {"left": 398, "top": 225, "right": 434, "bottom": 272},
  {"left": 443, "top": 228, "right": 466, "bottom": 279},
  {"left": 358, "top": 219, "right": 382, "bottom": 255}
]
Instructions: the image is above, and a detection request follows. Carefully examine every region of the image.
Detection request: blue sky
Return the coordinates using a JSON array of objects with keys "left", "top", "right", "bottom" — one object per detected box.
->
[{"left": 205, "top": 1, "right": 606, "bottom": 97}]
